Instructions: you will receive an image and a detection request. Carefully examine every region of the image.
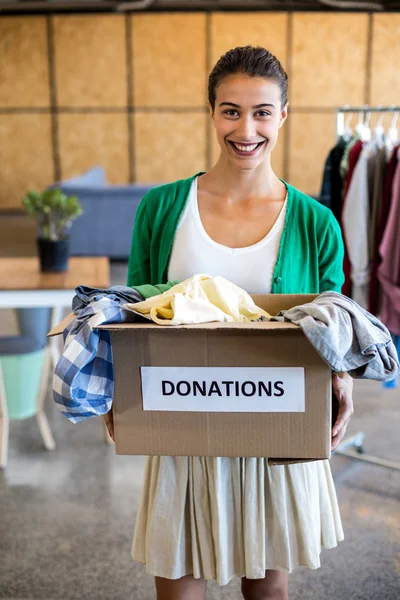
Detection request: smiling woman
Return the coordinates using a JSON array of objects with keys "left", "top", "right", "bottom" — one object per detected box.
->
[
  {"left": 209, "top": 46, "right": 288, "bottom": 164},
  {"left": 120, "top": 45, "right": 353, "bottom": 600}
]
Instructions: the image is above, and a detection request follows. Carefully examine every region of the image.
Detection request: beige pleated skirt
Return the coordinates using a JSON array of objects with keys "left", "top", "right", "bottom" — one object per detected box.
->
[{"left": 132, "top": 456, "right": 344, "bottom": 586}]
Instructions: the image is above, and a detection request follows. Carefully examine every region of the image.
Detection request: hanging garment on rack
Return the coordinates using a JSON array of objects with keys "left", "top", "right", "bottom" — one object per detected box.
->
[
  {"left": 319, "top": 137, "right": 347, "bottom": 221},
  {"left": 340, "top": 139, "right": 364, "bottom": 297},
  {"left": 369, "top": 145, "right": 400, "bottom": 314},
  {"left": 369, "top": 146, "right": 388, "bottom": 261},
  {"left": 378, "top": 151, "right": 400, "bottom": 335},
  {"left": 342, "top": 141, "right": 380, "bottom": 308},
  {"left": 340, "top": 135, "right": 360, "bottom": 182}
]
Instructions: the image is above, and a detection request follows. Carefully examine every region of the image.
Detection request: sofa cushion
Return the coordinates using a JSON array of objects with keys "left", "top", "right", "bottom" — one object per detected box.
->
[{"left": 59, "top": 166, "right": 107, "bottom": 188}]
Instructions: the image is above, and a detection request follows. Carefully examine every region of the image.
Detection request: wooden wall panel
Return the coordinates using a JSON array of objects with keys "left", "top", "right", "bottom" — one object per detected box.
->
[
  {"left": 58, "top": 114, "right": 129, "bottom": 184},
  {"left": 0, "top": 114, "right": 53, "bottom": 209},
  {"left": 53, "top": 15, "right": 127, "bottom": 107},
  {"left": 0, "top": 11, "right": 395, "bottom": 210},
  {"left": 210, "top": 123, "right": 285, "bottom": 180},
  {"left": 371, "top": 15, "right": 400, "bottom": 106},
  {"left": 132, "top": 14, "right": 207, "bottom": 108},
  {"left": 288, "top": 112, "right": 335, "bottom": 194},
  {"left": 134, "top": 112, "right": 207, "bottom": 182},
  {"left": 0, "top": 17, "right": 50, "bottom": 107},
  {"left": 292, "top": 13, "right": 368, "bottom": 107},
  {"left": 211, "top": 12, "right": 288, "bottom": 71}
]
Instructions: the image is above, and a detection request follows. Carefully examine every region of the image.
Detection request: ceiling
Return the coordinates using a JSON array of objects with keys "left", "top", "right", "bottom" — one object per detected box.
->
[{"left": 0, "top": 0, "right": 399, "bottom": 15}]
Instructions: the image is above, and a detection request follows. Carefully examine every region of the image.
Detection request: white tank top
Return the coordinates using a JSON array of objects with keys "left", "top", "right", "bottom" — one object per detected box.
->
[{"left": 168, "top": 178, "right": 287, "bottom": 294}]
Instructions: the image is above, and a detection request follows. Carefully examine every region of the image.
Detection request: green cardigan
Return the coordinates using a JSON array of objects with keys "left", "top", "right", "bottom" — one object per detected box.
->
[{"left": 127, "top": 173, "right": 344, "bottom": 298}]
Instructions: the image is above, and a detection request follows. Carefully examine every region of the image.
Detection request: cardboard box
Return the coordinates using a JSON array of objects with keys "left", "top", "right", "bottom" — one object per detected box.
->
[{"left": 49, "top": 294, "right": 333, "bottom": 461}]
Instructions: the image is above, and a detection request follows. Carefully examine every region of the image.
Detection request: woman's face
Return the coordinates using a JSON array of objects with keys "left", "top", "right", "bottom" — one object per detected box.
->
[{"left": 211, "top": 74, "right": 288, "bottom": 170}]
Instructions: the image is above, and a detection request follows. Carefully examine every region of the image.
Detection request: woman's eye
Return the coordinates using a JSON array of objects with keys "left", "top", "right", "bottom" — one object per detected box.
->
[
  {"left": 256, "top": 110, "right": 271, "bottom": 118},
  {"left": 224, "top": 110, "right": 239, "bottom": 117}
]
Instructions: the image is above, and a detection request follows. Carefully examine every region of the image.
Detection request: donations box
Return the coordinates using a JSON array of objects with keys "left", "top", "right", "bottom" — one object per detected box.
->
[{"left": 98, "top": 294, "right": 333, "bottom": 461}]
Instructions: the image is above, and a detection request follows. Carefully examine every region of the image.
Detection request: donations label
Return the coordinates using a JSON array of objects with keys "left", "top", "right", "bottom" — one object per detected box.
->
[{"left": 141, "top": 367, "right": 305, "bottom": 412}]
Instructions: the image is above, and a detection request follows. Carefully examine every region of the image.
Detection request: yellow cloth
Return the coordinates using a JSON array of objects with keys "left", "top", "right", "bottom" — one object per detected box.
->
[{"left": 125, "top": 274, "right": 270, "bottom": 325}]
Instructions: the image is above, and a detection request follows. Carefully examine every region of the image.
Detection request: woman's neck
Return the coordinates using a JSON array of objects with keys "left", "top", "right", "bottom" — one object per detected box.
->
[{"left": 200, "top": 156, "right": 282, "bottom": 203}]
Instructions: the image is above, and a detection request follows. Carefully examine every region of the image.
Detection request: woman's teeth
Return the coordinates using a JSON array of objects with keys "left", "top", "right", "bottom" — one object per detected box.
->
[{"left": 232, "top": 142, "right": 261, "bottom": 152}]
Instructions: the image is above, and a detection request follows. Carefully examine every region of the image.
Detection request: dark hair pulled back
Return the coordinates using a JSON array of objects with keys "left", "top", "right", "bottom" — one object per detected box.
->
[{"left": 208, "top": 45, "right": 288, "bottom": 110}]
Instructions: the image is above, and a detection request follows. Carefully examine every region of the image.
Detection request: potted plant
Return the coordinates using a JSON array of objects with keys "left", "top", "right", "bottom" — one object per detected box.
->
[{"left": 22, "top": 188, "right": 83, "bottom": 272}]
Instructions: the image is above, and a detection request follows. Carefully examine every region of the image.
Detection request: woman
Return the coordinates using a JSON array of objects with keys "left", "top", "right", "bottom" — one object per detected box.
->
[{"left": 105, "top": 46, "right": 354, "bottom": 600}]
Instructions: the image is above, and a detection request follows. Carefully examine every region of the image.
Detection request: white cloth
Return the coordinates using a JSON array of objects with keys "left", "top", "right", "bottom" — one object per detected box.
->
[
  {"left": 342, "top": 141, "right": 379, "bottom": 308},
  {"left": 132, "top": 182, "right": 344, "bottom": 584},
  {"left": 168, "top": 177, "right": 287, "bottom": 293},
  {"left": 126, "top": 274, "right": 270, "bottom": 325}
]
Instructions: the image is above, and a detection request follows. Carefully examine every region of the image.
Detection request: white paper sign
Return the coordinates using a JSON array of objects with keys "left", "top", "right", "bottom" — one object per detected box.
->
[{"left": 141, "top": 367, "right": 305, "bottom": 412}]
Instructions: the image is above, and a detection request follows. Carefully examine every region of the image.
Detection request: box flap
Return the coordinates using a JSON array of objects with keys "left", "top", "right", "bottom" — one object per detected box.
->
[
  {"left": 251, "top": 293, "right": 317, "bottom": 314},
  {"left": 97, "top": 321, "right": 300, "bottom": 331},
  {"left": 47, "top": 312, "right": 76, "bottom": 337}
]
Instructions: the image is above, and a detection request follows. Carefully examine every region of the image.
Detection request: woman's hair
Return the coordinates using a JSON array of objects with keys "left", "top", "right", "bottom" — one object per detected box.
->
[{"left": 208, "top": 45, "right": 288, "bottom": 110}]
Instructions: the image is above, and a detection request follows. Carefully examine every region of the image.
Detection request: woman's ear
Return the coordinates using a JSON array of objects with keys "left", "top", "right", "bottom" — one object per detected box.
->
[
  {"left": 279, "top": 103, "right": 289, "bottom": 128},
  {"left": 208, "top": 103, "right": 215, "bottom": 122}
]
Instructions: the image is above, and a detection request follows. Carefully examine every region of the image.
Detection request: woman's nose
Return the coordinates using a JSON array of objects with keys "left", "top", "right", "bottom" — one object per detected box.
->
[{"left": 235, "top": 117, "right": 257, "bottom": 140}]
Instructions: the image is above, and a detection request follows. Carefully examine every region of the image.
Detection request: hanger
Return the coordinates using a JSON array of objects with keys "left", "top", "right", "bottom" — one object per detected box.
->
[
  {"left": 387, "top": 111, "right": 399, "bottom": 145},
  {"left": 343, "top": 113, "right": 353, "bottom": 141},
  {"left": 354, "top": 110, "right": 370, "bottom": 142},
  {"left": 364, "top": 111, "right": 372, "bottom": 142},
  {"left": 374, "top": 107, "right": 385, "bottom": 146}
]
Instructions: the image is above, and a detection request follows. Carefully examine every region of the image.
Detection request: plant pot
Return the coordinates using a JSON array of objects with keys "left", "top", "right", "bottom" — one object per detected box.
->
[{"left": 37, "top": 237, "right": 69, "bottom": 273}]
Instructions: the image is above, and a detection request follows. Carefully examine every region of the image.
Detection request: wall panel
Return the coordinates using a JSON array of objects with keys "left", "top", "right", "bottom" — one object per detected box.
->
[
  {"left": 211, "top": 12, "right": 288, "bottom": 70},
  {"left": 292, "top": 13, "right": 368, "bottom": 107},
  {"left": 371, "top": 15, "right": 400, "bottom": 105},
  {"left": 0, "top": 10, "right": 395, "bottom": 208},
  {"left": 132, "top": 14, "right": 207, "bottom": 108},
  {"left": 0, "top": 114, "right": 53, "bottom": 209},
  {"left": 288, "top": 112, "right": 335, "bottom": 194},
  {"left": 134, "top": 111, "right": 207, "bottom": 182},
  {"left": 53, "top": 15, "right": 127, "bottom": 107},
  {"left": 0, "top": 17, "right": 50, "bottom": 107},
  {"left": 58, "top": 113, "right": 129, "bottom": 183}
]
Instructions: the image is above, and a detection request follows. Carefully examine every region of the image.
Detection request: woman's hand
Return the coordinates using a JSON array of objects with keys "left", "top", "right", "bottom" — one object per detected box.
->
[
  {"left": 331, "top": 371, "right": 354, "bottom": 452},
  {"left": 104, "top": 409, "right": 115, "bottom": 442}
]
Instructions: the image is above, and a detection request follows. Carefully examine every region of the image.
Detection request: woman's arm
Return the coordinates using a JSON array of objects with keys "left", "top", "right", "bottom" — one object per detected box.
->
[
  {"left": 318, "top": 213, "right": 354, "bottom": 451},
  {"left": 331, "top": 371, "right": 354, "bottom": 451}
]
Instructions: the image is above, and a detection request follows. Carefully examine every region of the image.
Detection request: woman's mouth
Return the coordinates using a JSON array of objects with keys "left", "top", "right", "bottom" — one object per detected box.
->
[{"left": 228, "top": 141, "right": 265, "bottom": 157}]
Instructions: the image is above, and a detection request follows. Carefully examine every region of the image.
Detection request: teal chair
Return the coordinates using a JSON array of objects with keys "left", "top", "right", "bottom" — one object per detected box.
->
[{"left": 0, "top": 335, "right": 55, "bottom": 468}]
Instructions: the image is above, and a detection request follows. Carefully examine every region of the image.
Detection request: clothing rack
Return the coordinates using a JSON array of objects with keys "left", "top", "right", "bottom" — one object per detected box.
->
[
  {"left": 333, "top": 105, "right": 400, "bottom": 472},
  {"left": 335, "top": 105, "right": 400, "bottom": 140}
]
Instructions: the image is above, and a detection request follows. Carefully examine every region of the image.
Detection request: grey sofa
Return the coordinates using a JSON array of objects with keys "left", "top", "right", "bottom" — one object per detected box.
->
[{"left": 52, "top": 167, "right": 157, "bottom": 260}]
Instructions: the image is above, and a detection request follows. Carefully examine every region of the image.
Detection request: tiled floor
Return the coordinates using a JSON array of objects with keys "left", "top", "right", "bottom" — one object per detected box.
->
[{"left": 0, "top": 249, "right": 399, "bottom": 599}]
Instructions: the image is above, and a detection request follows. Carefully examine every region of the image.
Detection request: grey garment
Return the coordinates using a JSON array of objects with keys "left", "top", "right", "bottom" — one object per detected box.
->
[
  {"left": 270, "top": 292, "right": 399, "bottom": 381},
  {"left": 72, "top": 285, "right": 143, "bottom": 312}
]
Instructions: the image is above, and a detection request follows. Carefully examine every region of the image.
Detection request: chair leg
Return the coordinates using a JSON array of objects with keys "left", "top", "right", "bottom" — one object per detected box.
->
[
  {"left": 49, "top": 306, "right": 65, "bottom": 372},
  {"left": 0, "top": 363, "right": 9, "bottom": 468},
  {"left": 36, "top": 347, "right": 56, "bottom": 451},
  {"left": 36, "top": 411, "right": 56, "bottom": 451}
]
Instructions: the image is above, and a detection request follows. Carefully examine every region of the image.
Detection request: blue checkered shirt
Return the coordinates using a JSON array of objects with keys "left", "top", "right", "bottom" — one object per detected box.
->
[{"left": 53, "top": 298, "right": 132, "bottom": 423}]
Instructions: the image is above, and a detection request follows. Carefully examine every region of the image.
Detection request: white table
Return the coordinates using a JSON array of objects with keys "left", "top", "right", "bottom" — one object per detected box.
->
[{"left": 0, "top": 257, "right": 110, "bottom": 467}]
